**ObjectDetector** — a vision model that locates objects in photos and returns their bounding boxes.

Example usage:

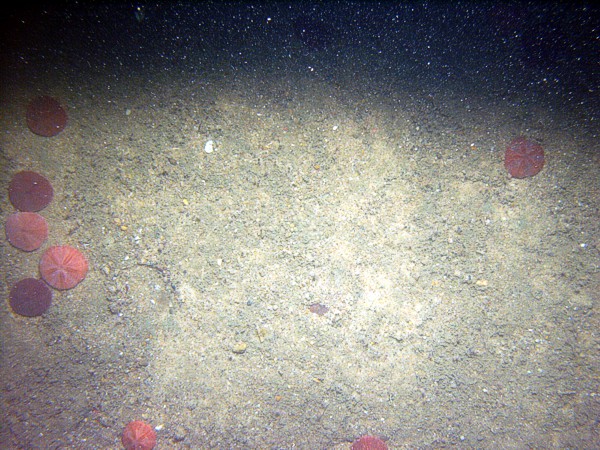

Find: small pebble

[173,425,187,442]
[309,303,329,316]
[232,341,247,354]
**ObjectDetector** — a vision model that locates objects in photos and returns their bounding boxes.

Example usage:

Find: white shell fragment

[204,140,216,153]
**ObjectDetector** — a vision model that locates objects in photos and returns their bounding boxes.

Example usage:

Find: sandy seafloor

[1,3,599,449]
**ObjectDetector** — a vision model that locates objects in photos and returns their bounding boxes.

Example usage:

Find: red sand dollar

[351,435,388,450]
[8,171,54,212]
[122,421,157,450]
[40,245,88,290]
[26,95,67,137]
[5,212,48,251]
[504,136,545,178]
[9,278,53,317]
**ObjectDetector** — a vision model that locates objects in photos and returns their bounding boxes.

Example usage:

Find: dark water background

[2,2,598,111]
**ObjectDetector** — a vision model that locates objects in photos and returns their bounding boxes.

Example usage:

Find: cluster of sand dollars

[5,96,88,317]
[6,170,88,316]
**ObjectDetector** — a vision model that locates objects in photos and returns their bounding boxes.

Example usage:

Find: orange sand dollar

[9,278,53,317]
[122,421,156,450]
[26,95,67,137]
[351,435,388,450]
[6,212,48,251]
[40,245,88,290]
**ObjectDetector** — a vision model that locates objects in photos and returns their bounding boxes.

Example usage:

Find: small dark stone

[173,425,187,442]
[309,303,329,316]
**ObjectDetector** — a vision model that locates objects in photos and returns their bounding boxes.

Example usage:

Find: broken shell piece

[204,140,216,153]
